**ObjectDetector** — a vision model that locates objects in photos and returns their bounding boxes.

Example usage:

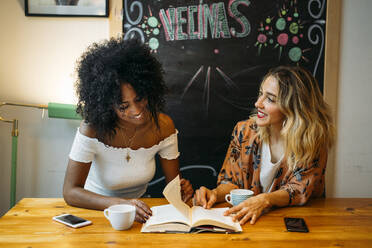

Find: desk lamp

[0,102,81,208]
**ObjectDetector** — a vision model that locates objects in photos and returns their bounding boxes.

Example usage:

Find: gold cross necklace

[119,126,138,162]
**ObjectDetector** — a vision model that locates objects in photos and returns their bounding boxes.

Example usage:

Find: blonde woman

[193,66,335,225]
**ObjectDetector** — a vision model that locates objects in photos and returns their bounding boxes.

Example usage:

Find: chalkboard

[122,0,328,196]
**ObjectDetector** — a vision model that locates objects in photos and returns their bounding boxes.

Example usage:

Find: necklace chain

[119,126,138,162]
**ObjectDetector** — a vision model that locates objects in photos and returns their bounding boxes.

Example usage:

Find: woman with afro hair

[63,38,193,223]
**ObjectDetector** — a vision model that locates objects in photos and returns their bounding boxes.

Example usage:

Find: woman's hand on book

[180,178,194,203]
[193,186,217,209]
[127,199,152,223]
[223,193,271,225]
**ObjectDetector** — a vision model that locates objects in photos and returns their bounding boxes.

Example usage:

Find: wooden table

[0,198,372,247]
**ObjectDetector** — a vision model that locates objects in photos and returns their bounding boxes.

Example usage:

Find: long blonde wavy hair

[255,66,335,171]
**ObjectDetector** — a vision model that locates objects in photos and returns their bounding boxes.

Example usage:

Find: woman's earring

[282,119,287,128]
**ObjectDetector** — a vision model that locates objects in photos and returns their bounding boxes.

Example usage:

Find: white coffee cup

[104,204,136,230]
[225,189,254,206]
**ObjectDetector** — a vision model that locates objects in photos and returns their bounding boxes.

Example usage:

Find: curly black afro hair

[75,37,167,141]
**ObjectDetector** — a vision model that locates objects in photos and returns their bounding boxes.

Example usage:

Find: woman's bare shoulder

[157,113,176,139]
[79,121,97,139]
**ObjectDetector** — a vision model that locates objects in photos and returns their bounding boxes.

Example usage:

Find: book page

[141,205,191,233]
[144,204,190,226]
[162,175,190,220]
[190,206,242,232]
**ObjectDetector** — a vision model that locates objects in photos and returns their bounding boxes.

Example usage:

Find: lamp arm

[0,102,48,109]
[0,116,13,123]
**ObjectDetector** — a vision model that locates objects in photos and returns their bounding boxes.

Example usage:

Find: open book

[141,176,242,233]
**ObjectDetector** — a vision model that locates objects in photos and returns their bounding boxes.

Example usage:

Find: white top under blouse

[260,141,284,193]
[69,128,180,198]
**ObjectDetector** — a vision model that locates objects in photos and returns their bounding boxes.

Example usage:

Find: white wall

[0,0,371,216]
[333,0,372,197]
[0,0,108,216]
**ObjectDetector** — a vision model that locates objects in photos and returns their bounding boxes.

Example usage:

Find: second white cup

[104,204,136,231]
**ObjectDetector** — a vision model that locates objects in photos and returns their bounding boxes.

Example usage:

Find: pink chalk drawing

[255,0,308,62]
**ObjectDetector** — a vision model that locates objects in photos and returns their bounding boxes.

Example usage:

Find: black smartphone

[53,214,92,228]
[284,217,309,233]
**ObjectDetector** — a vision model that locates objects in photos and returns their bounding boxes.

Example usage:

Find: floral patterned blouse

[217,118,328,206]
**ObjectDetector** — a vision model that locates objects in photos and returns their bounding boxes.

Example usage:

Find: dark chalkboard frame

[108,0,341,197]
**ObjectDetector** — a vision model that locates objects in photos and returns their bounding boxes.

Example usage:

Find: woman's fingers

[193,189,203,206]
[180,179,194,202]
[193,187,208,207]
[129,199,152,223]
[201,187,211,208]
[250,214,257,224]
[135,213,146,223]
[234,207,248,221]
[205,190,217,209]
[239,211,253,225]
[180,178,190,187]
[133,205,147,223]
[224,196,265,225]
[180,179,194,203]
[134,199,152,216]
[183,191,193,203]
[224,204,241,216]
[193,187,217,209]
[185,185,194,196]
[224,205,253,224]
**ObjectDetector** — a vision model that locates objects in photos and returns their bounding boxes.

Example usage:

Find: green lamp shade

[48,102,81,120]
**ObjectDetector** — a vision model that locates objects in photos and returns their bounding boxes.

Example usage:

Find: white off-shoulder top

[69,128,179,198]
